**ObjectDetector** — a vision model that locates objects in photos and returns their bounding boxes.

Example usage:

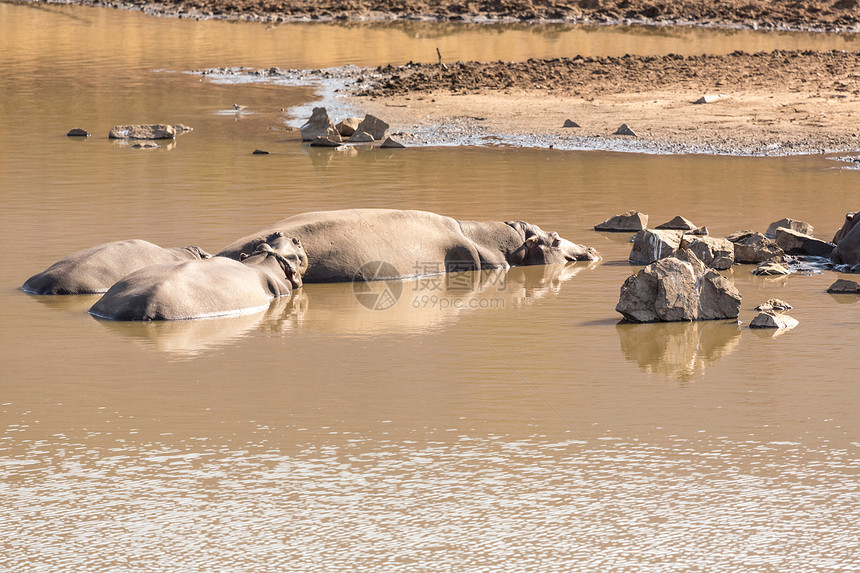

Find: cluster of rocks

[750,298,798,330]
[301,107,404,149]
[67,124,194,141]
[564,120,638,137]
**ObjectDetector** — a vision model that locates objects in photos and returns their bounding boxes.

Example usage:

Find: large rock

[354,114,389,140]
[752,260,790,275]
[655,215,698,231]
[108,124,176,140]
[774,228,834,258]
[347,131,375,143]
[300,107,341,143]
[750,311,799,330]
[616,252,742,323]
[765,218,813,238]
[726,230,784,264]
[827,279,860,294]
[594,210,648,232]
[629,229,682,265]
[680,235,734,270]
[336,117,362,137]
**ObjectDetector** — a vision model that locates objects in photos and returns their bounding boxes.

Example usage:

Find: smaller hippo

[22,239,211,295]
[832,211,860,267]
[89,233,305,321]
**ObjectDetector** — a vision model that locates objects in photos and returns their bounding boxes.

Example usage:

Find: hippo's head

[833,211,860,244]
[506,221,600,265]
[181,246,212,260]
[240,232,308,289]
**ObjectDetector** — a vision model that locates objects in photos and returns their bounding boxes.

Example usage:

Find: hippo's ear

[525,235,540,246]
[240,253,249,261]
[550,232,561,248]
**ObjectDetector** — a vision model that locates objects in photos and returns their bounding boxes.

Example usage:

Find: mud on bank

[28,0,860,32]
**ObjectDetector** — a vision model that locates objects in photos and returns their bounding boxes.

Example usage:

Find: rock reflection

[617,320,741,381]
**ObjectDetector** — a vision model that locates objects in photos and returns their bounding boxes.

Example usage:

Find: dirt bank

[33,0,860,32]
[338,50,860,155]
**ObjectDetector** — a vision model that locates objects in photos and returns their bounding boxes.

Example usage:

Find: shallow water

[2,3,860,571]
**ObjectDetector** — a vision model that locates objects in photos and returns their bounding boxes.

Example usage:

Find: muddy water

[2,3,860,571]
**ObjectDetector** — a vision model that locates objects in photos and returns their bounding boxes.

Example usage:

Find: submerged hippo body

[89,233,305,321]
[22,240,211,295]
[832,211,860,267]
[218,209,599,283]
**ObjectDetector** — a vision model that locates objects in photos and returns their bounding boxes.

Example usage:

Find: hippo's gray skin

[22,239,211,295]
[218,209,599,283]
[832,211,860,267]
[89,233,305,321]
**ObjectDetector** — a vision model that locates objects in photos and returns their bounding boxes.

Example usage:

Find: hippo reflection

[89,233,305,321]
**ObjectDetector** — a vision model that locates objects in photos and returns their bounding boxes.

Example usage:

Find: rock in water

[750,311,799,329]
[252,149,270,155]
[680,235,734,270]
[108,124,176,140]
[755,298,793,311]
[66,128,90,137]
[594,210,648,232]
[774,228,835,258]
[752,260,790,275]
[726,230,784,263]
[655,215,698,231]
[826,279,860,294]
[336,117,362,137]
[614,123,637,136]
[616,252,742,323]
[354,114,390,140]
[629,229,683,265]
[380,137,405,148]
[562,119,580,128]
[310,135,343,148]
[765,218,813,238]
[300,107,341,143]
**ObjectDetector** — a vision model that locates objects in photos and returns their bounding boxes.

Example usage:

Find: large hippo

[22,240,211,295]
[218,209,599,283]
[89,233,305,321]
[831,211,860,267]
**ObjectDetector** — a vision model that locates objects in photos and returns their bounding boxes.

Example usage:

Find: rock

[750,311,799,329]
[655,215,698,231]
[629,229,683,265]
[380,137,405,148]
[252,149,270,155]
[614,123,637,136]
[680,235,734,270]
[310,135,343,147]
[693,94,727,104]
[300,107,341,142]
[562,119,580,128]
[594,210,648,232]
[755,298,793,311]
[826,279,860,294]
[687,226,709,236]
[354,114,389,140]
[347,131,375,143]
[173,124,194,133]
[108,124,176,140]
[752,260,790,275]
[765,217,813,238]
[774,227,835,258]
[726,230,784,264]
[616,252,742,323]
[66,128,89,137]
[336,117,362,137]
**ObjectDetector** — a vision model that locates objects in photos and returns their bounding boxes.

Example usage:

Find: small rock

[594,210,648,232]
[310,135,343,147]
[755,298,793,311]
[300,107,341,142]
[750,311,799,329]
[614,123,637,136]
[336,117,362,137]
[109,124,176,140]
[380,137,405,148]
[629,229,683,265]
[687,226,709,236]
[752,260,790,276]
[347,131,375,143]
[173,124,194,133]
[354,114,389,140]
[727,230,784,264]
[693,94,727,104]
[826,279,860,294]
[680,235,734,270]
[765,218,813,238]
[252,149,270,155]
[656,215,698,231]
[66,128,90,137]
[562,119,580,128]
[774,227,835,258]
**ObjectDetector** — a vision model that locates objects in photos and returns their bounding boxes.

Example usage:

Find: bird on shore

[233,103,247,111]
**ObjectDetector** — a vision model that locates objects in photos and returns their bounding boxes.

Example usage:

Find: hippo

[22,239,211,295]
[89,233,305,321]
[832,211,860,267]
[218,209,599,283]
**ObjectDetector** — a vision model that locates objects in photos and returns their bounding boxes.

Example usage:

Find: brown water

[2,3,860,571]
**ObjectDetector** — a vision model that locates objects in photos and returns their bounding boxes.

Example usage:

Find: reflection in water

[617,320,742,380]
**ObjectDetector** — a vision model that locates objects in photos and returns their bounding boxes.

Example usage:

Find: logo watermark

[352,261,403,311]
